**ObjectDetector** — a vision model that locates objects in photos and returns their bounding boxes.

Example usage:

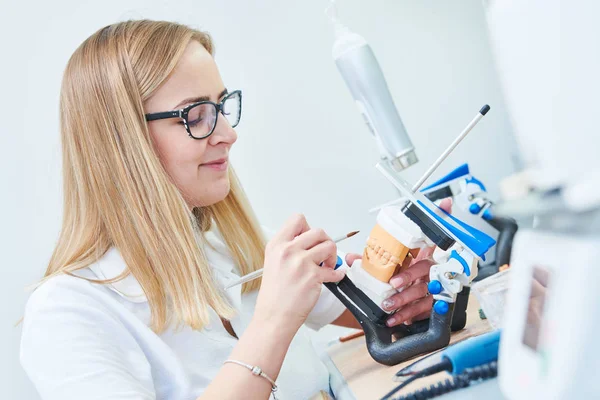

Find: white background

[1,0,519,398]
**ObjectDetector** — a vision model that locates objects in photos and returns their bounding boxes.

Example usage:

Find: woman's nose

[208,113,237,146]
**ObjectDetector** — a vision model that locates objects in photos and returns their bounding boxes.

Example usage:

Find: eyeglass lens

[186,92,241,138]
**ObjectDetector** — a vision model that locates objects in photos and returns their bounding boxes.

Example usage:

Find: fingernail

[404,320,412,326]
[382,299,394,310]
[390,277,404,288]
[386,317,396,327]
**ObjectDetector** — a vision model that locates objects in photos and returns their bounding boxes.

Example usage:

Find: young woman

[20,20,436,399]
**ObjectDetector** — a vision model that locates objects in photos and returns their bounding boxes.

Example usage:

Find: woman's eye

[188,118,203,127]
[178,118,203,126]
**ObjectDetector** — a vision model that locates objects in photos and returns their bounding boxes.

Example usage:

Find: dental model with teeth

[346,205,435,314]
[345,196,481,326]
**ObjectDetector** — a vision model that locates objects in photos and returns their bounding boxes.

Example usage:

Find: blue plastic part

[466,176,487,192]
[420,164,471,192]
[335,255,343,269]
[416,200,496,259]
[428,280,442,295]
[469,203,482,214]
[323,255,344,269]
[449,250,471,276]
[482,209,493,221]
[434,300,449,315]
[441,330,501,374]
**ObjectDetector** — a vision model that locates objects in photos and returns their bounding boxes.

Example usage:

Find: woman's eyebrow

[173,88,228,109]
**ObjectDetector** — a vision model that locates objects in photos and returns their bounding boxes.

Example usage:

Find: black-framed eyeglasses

[145,90,242,139]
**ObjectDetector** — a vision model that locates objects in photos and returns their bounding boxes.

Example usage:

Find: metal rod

[411,105,490,193]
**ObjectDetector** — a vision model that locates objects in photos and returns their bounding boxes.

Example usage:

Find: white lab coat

[20,228,346,399]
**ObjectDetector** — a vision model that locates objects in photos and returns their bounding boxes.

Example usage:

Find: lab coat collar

[87,229,240,304]
[88,247,147,303]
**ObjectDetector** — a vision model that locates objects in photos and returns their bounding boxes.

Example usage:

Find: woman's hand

[383,198,453,326]
[254,214,345,338]
[342,252,435,326]
[345,199,453,327]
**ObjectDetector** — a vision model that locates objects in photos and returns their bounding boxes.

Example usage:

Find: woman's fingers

[381,282,429,311]
[389,259,433,289]
[405,310,431,325]
[386,297,433,327]
[274,214,310,242]
[307,239,338,269]
[291,228,338,268]
[293,228,330,251]
[439,198,452,213]
[414,246,435,262]
[345,253,362,267]
[318,266,346,283]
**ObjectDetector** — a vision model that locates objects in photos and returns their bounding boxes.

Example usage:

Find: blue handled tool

[440,329,500,374]
[380,330,501,400]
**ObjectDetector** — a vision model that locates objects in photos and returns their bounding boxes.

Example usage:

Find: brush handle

[223,269,264,290]
[223,233,354,290]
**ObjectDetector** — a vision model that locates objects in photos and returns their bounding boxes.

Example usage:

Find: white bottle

[327,0,418,171]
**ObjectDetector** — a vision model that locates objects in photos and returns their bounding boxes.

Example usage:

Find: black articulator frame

[325,202,471,366]
[475,215,518,282]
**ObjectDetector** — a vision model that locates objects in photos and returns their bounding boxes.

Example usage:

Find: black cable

[392,361,498,400]
[380,359,453,400]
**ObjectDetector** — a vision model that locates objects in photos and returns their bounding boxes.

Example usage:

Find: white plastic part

[346,260,397,314]
[368,197,407,214]
[485,0,600,201]
[430,245,478,304]
[499,230,600,400]
[454,179,487,213]
[499,170,534,202]
[429,258,468,304]
[563,171,600,212]
[432,246,450,264]
[376,206,431,249]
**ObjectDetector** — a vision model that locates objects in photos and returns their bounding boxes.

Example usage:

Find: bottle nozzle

[325,0,349,37]
[325,0,339,24]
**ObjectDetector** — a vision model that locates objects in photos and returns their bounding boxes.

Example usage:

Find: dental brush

[223,230,359,290]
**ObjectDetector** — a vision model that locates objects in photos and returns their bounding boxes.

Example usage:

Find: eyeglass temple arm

[145,110,181,122]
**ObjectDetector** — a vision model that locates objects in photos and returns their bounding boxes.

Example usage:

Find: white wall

[1,1,519,398]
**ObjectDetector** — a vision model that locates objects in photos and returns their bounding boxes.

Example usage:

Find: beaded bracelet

[224,359,279,399]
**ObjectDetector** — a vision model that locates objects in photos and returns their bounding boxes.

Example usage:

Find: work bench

[323,295,505,400]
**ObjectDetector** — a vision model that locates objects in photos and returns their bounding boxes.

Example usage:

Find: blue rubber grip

[441,330,501,374]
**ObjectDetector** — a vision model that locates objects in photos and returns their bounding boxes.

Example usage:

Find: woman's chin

[194,179,231,207]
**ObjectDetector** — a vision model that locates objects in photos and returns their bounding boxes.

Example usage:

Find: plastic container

[471,269,511,329]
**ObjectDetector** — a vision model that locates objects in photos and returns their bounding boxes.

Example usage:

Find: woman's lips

[201,158,228,171]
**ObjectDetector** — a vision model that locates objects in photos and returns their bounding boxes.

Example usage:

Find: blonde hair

[45,20,265,332]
